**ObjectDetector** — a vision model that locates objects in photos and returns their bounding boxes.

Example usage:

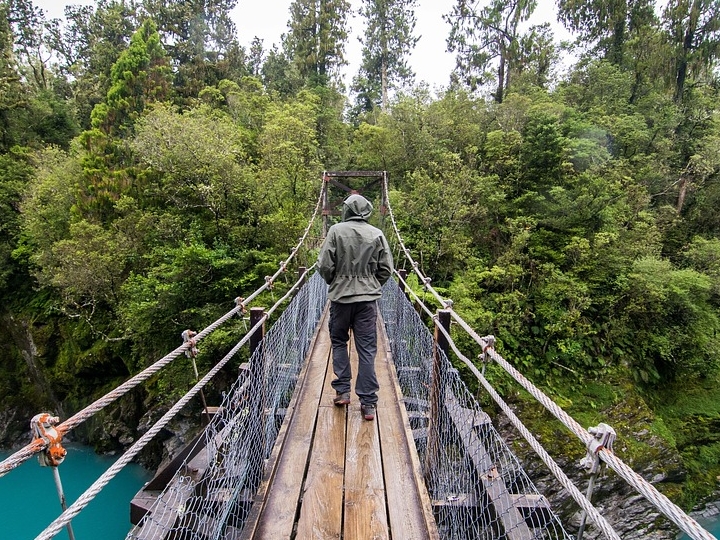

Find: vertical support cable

[51,467,76,540]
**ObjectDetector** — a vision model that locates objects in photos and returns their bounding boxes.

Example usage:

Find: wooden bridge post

[398,269,409,300]
[425,309,452,485]
[296,266,307,293]
[249,307,266,357]
[322,174,330,238]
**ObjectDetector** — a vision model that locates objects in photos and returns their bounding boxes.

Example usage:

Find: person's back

[318,194,392,304]
[317,194,393,421]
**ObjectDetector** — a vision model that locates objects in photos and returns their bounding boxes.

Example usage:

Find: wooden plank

[240,307,329,540]
[445,392,534,540]
[129,464,197,539]
[294,405,346,538]
[343,397,388,539]
[376,317,441,540]
[244,308,332,539]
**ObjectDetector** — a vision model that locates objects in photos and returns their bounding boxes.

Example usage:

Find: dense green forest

[1,0,719,511]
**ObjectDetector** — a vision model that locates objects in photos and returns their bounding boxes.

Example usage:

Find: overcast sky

[32,0,569,91]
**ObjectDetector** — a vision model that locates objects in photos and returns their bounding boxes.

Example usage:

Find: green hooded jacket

[317,194,393,303]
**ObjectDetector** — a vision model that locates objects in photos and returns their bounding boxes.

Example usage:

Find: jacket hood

[342,194,373,221]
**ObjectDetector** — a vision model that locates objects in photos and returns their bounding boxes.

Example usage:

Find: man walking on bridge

[318,194,393,421]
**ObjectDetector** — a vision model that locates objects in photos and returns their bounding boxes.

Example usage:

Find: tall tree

[47,0,139,128]
[557,0,657,66]
[509,23,558,90]
[6,0,54,90]
[662,0,720,102]
[0,2,27,150]
[77,18,171,220]
[261,44,304,97]
[285,0,351,86]
[445,0,536,102]
[141,0,246,99]
[352,0,419,112]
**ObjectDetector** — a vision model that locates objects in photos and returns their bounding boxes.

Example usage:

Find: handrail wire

[395,270,621,540]
[381,173,449,309]
[0,306,239,478]
[34,264,318,540]
[0,182,326,478]
[383,177,715,540]
[454,308,716,540]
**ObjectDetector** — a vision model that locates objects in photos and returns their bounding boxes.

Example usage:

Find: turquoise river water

[681,519,720,539]
[0,445,151,540]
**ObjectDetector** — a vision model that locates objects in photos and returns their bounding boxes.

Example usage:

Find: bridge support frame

[321,171,387,237]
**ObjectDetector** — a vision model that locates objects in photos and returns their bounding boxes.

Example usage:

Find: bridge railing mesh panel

[127,272,327,540]
[380,278,573,540]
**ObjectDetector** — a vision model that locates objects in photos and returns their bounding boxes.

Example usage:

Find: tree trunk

[381,57,388,110]
[676,175,691,213]
[496,48,506,103]
[675,0,701,102]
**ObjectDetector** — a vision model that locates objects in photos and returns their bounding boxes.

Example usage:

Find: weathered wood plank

[294,405,346,539]
[241,306,445,540]
[343,397,388,540]
[376,318,440,540]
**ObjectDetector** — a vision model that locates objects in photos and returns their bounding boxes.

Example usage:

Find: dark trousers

[329,300,379,406]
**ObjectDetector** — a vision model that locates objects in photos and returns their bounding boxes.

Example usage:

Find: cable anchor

[582,423,616,471]
[31,413,66,467]
[577,423,616,540]
[181,329,198,358]
[480,335,496,363]
[235,297,247,315]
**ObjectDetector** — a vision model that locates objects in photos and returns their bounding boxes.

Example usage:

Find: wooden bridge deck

[240,307,440,540]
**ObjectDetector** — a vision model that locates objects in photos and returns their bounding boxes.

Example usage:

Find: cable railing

[0,184,325,481]
[125,271,328,540]
[6,171,715,540]
[380,277,576,540]
[36,268,325,540]
[380,173,715,540]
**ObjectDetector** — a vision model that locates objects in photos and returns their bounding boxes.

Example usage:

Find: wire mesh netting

[380,278,573,540]
[127,272,327,540]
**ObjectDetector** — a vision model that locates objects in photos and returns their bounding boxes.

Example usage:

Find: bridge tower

[322,171,388,237]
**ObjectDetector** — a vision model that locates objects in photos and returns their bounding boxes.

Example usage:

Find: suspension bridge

[0,172,716,540]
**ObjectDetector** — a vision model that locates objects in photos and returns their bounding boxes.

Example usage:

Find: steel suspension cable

[35,264,318,540]
[395,271,621,539]
[1,183,325,478]
[384,166,714,539]
[35,318,263,540]
[0,306,239,478]
[381,174,449,309]
[456,322,715,540]
[392,250,715,540]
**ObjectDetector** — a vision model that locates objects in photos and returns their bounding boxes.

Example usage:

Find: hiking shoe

[361,404,376,421]
[333,392,350,406]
